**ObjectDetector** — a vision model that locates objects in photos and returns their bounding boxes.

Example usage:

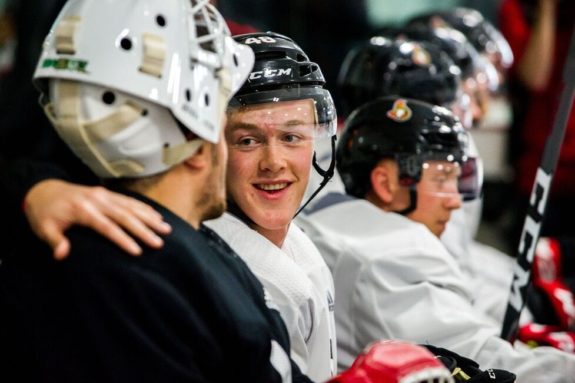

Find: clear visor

[229,87,337,137]
[476,55,500,94]
[459,156,483,201]
[484,26,514,70]
[448,88,473,130]
[417,157,481,201]
[226,98,334,151]
[418,160,462,198]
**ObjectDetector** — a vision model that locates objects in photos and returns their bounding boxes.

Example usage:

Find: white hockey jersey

[441,200,518,325]
[205,213,337,382]
[298,197,575,382]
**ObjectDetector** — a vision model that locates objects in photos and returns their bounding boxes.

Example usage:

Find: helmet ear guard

[43,80,205,178]
[397,154,423,186]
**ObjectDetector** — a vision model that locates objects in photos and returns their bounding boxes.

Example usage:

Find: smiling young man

[224,98,317,245]
[204,32,338,381]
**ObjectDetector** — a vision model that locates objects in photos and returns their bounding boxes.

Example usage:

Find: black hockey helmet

[405,12,503,93]
[230,32,336,133]
[399,23,480,81]
[230,32,337,215]
[337,97,476,213]
[410,8,513,70]
[338,36,461,117]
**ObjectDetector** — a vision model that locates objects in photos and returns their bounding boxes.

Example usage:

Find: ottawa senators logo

[386,99,412,122]
[412,44,431,66]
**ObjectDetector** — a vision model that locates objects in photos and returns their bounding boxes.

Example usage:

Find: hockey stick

[501,26,575,342]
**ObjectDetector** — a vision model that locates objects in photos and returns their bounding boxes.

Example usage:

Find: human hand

[24,180,171,260]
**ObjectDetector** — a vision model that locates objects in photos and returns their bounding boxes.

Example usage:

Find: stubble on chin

[201,199,227,222]
[197,184,227,222]
[199,143,228,222]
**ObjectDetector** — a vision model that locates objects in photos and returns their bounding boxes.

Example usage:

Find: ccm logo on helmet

[249,68,292,80]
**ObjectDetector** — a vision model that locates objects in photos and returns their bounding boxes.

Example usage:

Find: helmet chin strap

[294,134,337,217]
[395,186,418,215]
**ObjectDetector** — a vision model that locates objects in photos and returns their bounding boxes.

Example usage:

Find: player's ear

[370,159,398,204]
[183,141,211,171]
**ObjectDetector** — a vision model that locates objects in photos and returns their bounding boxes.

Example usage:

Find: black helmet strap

[295,134,337,217]
[391,154,420,216]
[395,186,418,215]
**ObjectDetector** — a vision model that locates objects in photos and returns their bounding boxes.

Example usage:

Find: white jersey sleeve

[298,197,575,382]
[441,199,528,325]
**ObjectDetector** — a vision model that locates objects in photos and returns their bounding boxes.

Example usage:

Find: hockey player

[204,32,338,381]
[406,9,516,217]
[305,35,471,212]
[335,35,481,230]
[335,33,515,324]
[297,96,575,382]
[3,18,520,382]
[0,1,311,382]
[13,30,338,381]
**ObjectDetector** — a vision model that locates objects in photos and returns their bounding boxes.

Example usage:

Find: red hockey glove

[328,340,453,383]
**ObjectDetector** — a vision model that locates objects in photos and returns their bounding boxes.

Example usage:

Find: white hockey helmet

[33,0,254,178]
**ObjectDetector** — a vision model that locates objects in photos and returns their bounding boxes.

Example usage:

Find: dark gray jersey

[0,191,312,383]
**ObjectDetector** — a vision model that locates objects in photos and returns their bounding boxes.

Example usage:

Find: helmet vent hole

[296,53,307,62]
[102,91,116,105]
[120,37,133,51]
[299,64,317,77]
[204,93,210,106]
[233,53,239,67]
[185,89,192,102]
[156,15,166,27]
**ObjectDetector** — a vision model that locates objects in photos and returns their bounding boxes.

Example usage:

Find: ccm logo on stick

[509,168,551,311]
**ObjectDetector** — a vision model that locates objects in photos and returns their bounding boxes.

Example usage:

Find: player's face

[407,160,462,237]
[225,99,315,246]
[463,75,487,128]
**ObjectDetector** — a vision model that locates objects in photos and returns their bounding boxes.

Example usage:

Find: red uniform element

[226,19,258,36]
[532,237,575,330]
[499,0,575,197]
[519,323,575,353]
[328,341,453,383]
